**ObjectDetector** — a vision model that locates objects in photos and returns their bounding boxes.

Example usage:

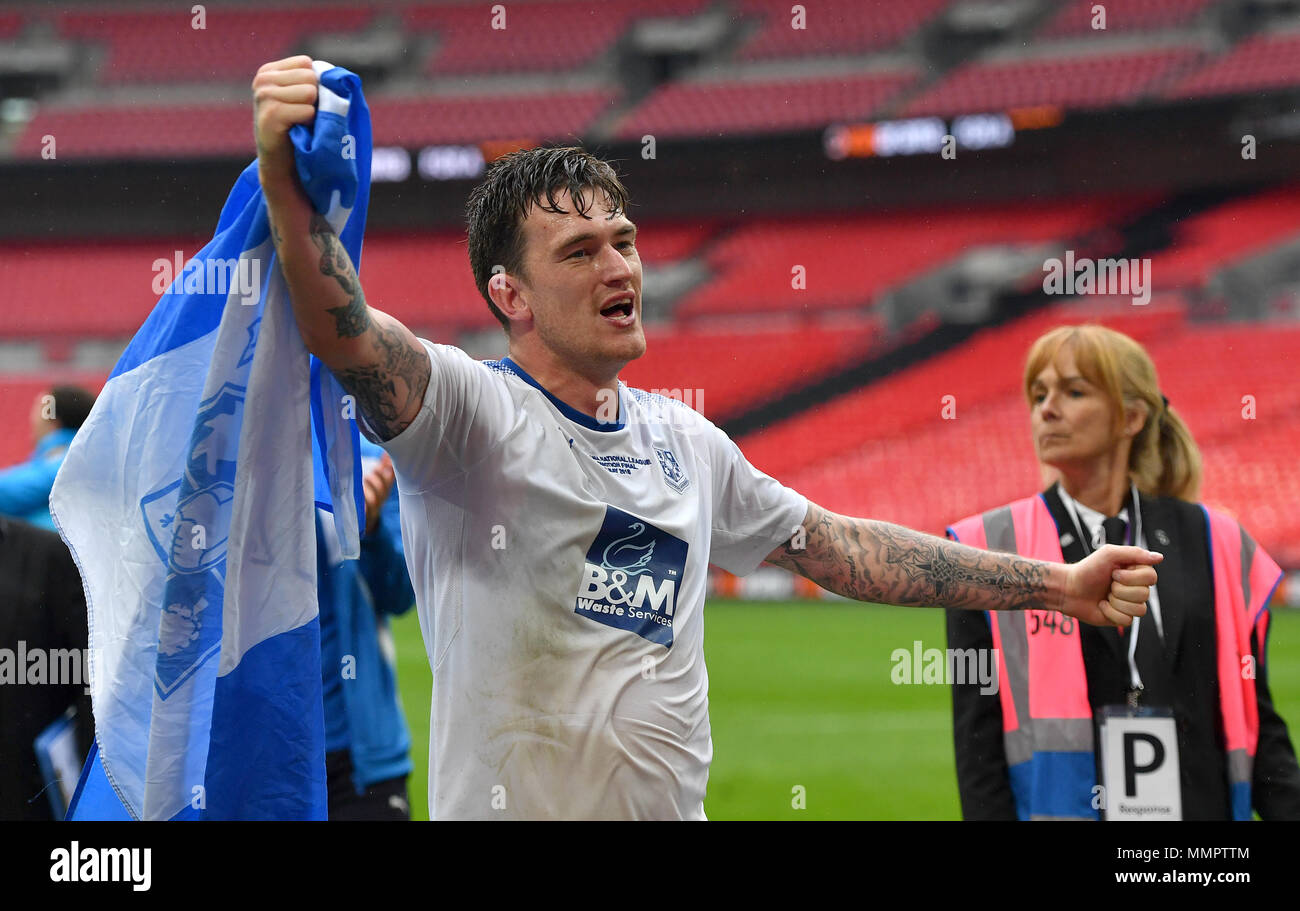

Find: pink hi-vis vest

[947,494,1281,821]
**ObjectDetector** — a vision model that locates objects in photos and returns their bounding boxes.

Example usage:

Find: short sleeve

[704,423,808,576]
[367,339,515,494]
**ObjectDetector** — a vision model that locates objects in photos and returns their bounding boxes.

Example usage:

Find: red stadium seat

[367,89,617,147]
[737,303,1300,569]
[620,321,881,422]
[902,46,1203,118]
[12,89,619,160]
[0,375,107,474]
[1145,185,1300,290]
[612,71,916,140]
[732,0,948,60]
[1163,30,1300,99]
[13,102,256,160]
[58,7,374,85]
[0,11,26,39]
[1039,0,1216,38]
[404,0,708,76]
[674,198,1135,319]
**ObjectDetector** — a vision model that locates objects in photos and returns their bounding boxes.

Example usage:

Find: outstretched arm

[766,501,1160,626]
[252,55,429,441]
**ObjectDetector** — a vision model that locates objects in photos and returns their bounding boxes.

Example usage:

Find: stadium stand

[57,7,375,84]
[404,0,708,75]
[732,0,948,60]
[12,102,255,159]
[619,321,881,422]
[0,375,107,470]
[1,239,206,338]
[12,89,620,159]
[0,216,725,341]
[1145,184,1300,291]
[1162,29,1300,99]
[734,300,1300,568]
[0,11,25,39]
[612,70,917,139]
[366,89,617,147]
[1038,0,1217,37]
[3,0,1298,577]
[629,219,721,265]
[900,44,1205,117]
[672,197,1136,319]
[734,302,1188,483]
[9,0,1300,159]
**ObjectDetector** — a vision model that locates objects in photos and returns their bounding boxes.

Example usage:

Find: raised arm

[252,55,429,441]
[766,501,1161,627]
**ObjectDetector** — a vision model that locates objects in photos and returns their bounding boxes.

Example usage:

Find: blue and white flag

[52,61,372,821]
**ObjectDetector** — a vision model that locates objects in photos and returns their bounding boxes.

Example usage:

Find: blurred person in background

[0,515,93,819]
[0,385,96,531]
[318,440,417,820]
[946,324,1300,820]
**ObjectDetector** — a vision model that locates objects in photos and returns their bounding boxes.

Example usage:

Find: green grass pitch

[391,600,1300,820]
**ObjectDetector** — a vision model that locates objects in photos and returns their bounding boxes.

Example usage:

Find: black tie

[1101,516,1127,546]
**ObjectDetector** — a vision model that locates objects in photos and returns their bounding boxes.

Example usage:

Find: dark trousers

[326,749,411,821]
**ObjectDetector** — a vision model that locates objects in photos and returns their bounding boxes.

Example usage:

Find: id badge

[1097,705,1182,821]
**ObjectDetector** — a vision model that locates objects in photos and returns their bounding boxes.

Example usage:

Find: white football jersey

[373,340,807,819]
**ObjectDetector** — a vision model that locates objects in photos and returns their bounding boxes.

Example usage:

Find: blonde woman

[946,324,1300,820]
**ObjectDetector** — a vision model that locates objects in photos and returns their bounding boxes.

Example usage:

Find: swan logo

[575,505,688,647]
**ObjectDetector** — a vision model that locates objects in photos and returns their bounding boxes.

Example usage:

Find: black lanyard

[1060,484,1149,705]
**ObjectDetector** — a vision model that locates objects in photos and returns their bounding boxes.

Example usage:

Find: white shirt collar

[1058,486,1128,525]
[1056,484,1129,547]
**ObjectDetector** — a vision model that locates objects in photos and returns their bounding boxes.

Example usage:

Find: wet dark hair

[49,385,96,430]
[465,146,630,330]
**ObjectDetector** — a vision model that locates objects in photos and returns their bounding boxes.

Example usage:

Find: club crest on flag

[54,60,371,822]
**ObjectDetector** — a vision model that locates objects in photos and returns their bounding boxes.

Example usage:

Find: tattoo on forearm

[278,212,428,441]
[335,319,431,442]
[772,506,1050,610]
[308,212,371,339]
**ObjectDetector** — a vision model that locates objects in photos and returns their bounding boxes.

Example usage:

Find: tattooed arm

[765,501,1161,627]
[253,56,429,441]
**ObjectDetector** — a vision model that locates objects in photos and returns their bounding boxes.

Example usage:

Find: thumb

[1103,544,1164,566]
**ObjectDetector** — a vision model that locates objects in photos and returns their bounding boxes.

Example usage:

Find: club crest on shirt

[655,447,690,494]
[575,505,688,647]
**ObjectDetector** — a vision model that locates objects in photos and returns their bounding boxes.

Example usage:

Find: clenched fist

[252,55,318,187]
[1060,544,1163,627]
[363,453,397,537]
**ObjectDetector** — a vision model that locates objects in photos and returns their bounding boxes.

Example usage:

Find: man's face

[511,188,645,376]
[1029,350,1121,470]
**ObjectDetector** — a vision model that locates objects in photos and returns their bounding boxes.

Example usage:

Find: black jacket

[0,516,94,820]
[946,483,1300,820]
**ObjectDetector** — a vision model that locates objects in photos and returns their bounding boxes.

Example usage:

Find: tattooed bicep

[337,312,431,442]
[765,501,825,569]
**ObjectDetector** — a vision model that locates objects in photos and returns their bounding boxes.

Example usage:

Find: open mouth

[600,299,635,322]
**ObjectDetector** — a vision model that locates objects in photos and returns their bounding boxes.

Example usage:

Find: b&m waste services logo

[576,506,688,647]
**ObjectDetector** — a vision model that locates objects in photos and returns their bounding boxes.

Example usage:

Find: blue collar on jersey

[498,356,625,432]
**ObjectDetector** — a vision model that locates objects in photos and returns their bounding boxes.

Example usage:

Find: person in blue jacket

[0,385,96,531]
[318,438,417,820]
